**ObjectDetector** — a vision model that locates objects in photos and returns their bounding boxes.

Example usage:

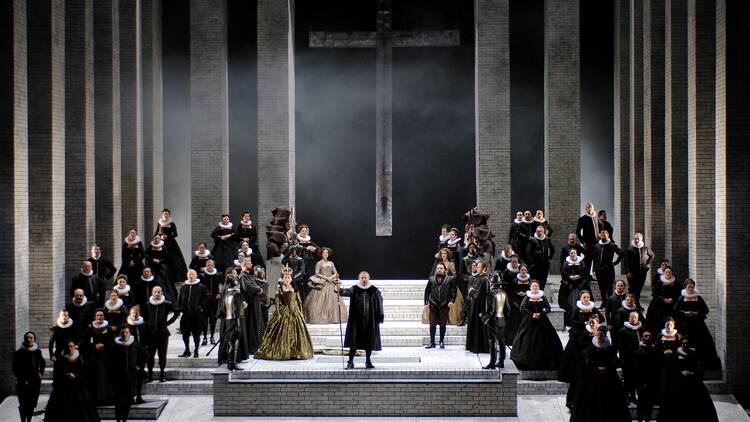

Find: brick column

[629,0,645,236]
[715,0,750,403]
[257,0,295,257]
[65,0,95,282]
[687,0,716,329]
[0,0,30,396]
[27,0,66,341]
[190,0,229,245]
[643,0,665,262]
[475,0,510,238]
[614,0,631,253]
[142,0,163,226]
[94,0,122,267]
[544,0,580,263]
[665,0,689,277]
[120,0,144,235]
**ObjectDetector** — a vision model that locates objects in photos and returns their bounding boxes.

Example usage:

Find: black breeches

[532,264,550,290]
[16,382,40,418]
[597,268,615,303]
[628,273,648,306]
[147,336,168,371]
[487,324,506,365]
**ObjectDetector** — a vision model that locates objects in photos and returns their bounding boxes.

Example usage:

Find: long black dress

[673,292,722,371]
[634,340,661,422]
[86,321,114,404]
[646,276,681,333]
[510,293,563,370]
[118,238,145,287]
[340,284,384,351]
[146,243,178,301]
[49,319,82,359]
[211,223,236,272]
[155,220,188,285]
[108,336,142,421]
[657,346,719,422]
[559,256,590,327]
[465,274,490,353]
[12,342,45,421]
[504,273,530,344]
[568,337,631,422]
[44,350,101,422]
[558,302,602,382]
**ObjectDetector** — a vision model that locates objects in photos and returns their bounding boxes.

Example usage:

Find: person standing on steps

[424,262,457,349]
[335,271,384,369]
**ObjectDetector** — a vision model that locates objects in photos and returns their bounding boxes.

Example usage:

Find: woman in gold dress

[255,273,314,360]
[303,248,348,324]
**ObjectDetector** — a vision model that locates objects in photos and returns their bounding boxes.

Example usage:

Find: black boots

[346,361,354,369]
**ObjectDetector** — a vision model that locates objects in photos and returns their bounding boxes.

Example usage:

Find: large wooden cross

[309,0,460,236]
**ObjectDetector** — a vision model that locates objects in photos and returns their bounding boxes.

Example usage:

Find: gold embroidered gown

[255,289,314,360]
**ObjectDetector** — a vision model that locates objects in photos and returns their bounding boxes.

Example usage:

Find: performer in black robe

[239,259,266,355]
[481,277,509,369]
[634,331,660,422]
[508,212,524,258]
[44,340,100,422]
[49,310,81,359]
[598,209,614,240]
[188,242,213,272]
[178,269,209,358]
[525,226,555,290]
[86,310,114,404]
[13,331,45,422]
[673,279,722,371]
[444,228,463,278]
[612,294,644,349]
[517,211,535,263]
[200,259,223,345]
[559,291,602,383]
[657,337,719,422]
[531,209,554,237]
[646,267,681,334]
[154,209,188,286]
[88,244,117,284]
[71,261,106,307]
[296,225,319,283]
[146,236,177,301]
[503,264,530,344]
[564,315,600,409]
[617,311,645,404]
[126,306,147,404]
[67,289,96,338]
[210,215,236,272]
[236,211,264,268]
[282,245,307,301]
[559,249,590,327]
[605,279,627,327]
[576,202,601,272]
[119,229,145,289]
[114,276,133,308]
[109,327,143,422]
[103,290,128,334]
[132,267,165,309]
[495,244,518,273]
[591,230,622,307]
[337,271,384,369]
[568,326,631,422]
[510,281,562,370]
[560,233,585,273]
[465,262,490,353]
[423,263,456,349]
[458,260,479,326]
[622,232,655,307]
[218,274,247,370]
[143,286,179,382]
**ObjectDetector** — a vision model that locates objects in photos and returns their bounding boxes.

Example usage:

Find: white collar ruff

[218,221,233,229]
[241,219,253,226]
[115,336,135,346]
[500,250,514,261]
[533,232,546,241]
[592,336,611,349]
[115,285,131,295]
[149,295,165,305]
[438,234,450,243]
[239,247,253,255]
[513,218,523,224]
[657,267,664,275]
[105,298,124,310]
[297,234,311,243]
[624,321,643,330]
[517,273,530,282]
[81,270,94,277]
[631,240,644,248]
[127,315,144,325]
[661,328,678,337]
[621,301,636,311]
[23,342,40,352]
[447,238,461,246]
[184,278,200,286]
[141,275,154,282]
[357,282,375,289]
[204,268,218,275]
[195,250,211,258]
[533,216,546,223]
[72,296,88,307]
[585,324,597,334]
[158,217,172,226]
[522,217,533,224]
[526,290,543,300]
[681,289,699,299]
[566,255,584,265]
[506,263,520,273]
[677,346,692,357]
[598,238,611,245]
[576,300,595,311]
[660,275,676,285]
[124,236,141,245]
[91,320,109,329]
[63,349,80,361]
[150,240,164,248]
[585,211,597,218]
[56,318,73,329]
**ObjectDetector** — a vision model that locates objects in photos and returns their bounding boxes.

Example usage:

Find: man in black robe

[239,259,266,354]
[423,263,456,349]
[622,232,655,307]
[526,226,555,290]
[617,311,644,403]
[133,267,164,309]
[634,331,660,422]
[481,277,510,369]
[591,229,623,308]
[88,244,117,284]
[70,261,106,307]
[605,279,628,328]
[126,306,147,404]
[337,271,384,369]
[598,210,614,239]
[508,211,524,257]
[466,261,490,353]
[178,269,209,358]
[560,234,585,272]
[200,259,223,345]
[109,326,143,422]
[218,275,247,370]
[66,289,96,338]
[143,285,179,383]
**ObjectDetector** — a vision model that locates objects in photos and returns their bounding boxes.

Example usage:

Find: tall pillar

[65,0,95,282]
[629,0,645,236]
[27,0,66,341]
[94,0,122,267]
[715,0,750,403]
[190,0,229,245]
[0,0,30,396]
[665,0,689,277]
[142,0,163,227]
[257,0,295,257]
[614,0,631,253]
[120,0,144,235]
[544,0,580,260]
[687,0,716,329]
[475,0,510,238]
[643,0,665,262]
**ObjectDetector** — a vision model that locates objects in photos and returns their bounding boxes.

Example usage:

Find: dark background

[163,0,614,278]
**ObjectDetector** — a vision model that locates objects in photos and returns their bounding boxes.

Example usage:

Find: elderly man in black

[143,285,179,383]
[70,260,106,307]
[178,269,209,358]
[336,271,384,369]
[423,262,456,349]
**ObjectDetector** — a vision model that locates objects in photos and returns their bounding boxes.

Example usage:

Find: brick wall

[0,0,30,397]
[614,0,631,259]
[664,0,689,278]
[94,0,123,268]
[27,0,67,344]
[544,0,580,267]
[257,0,296,257]
[629,0,645,236]
[474,0,511,240]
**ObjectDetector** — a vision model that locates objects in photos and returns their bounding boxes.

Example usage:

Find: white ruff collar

[233,259,241,267]
[81,270,94,277]
[23,343,40,352]
[621,301,636,311]
[158,217,172,226]
[506,263,520,273]
[677,346,692,357]
[63,349,80,361]
[576,300,595,311]
[115,336,135,346]
[105,298,124,310]
[533,233,546,241]
[195,250,211,258]
[56,318,73,329]
[72,296,88,307]
[681,289,699,299]
[661,328,678,337]
[657,267,664,275]
[115,285,131,295]
[141,275,154,282]
[91,320,109,329]
[184,279,200,285]
[566,255,584,265]
[447,238,461,246]
[533,216,546,223]
[522,217,533,224]
[149,295,165,305]
[150,240,164,248]
[517,273,530,282]
[298,234,311,242]
[660,275,676,285]
[204,268,218,275]
[239,248,253,255]
[127,315,144,325]
[592,336,611,349]
[438,234,450,243]
[513,218,523,224]
[631,240,644,248]
[598,238,611,245]
[241,219,253,227]
[500,250,514,261]
[526,290,543,300]
[624,321,643,330]
[218,221,233,229]
[124,236,141,245]
[585,324,598,334]
[357,282,374,289]
[585,211,597,218]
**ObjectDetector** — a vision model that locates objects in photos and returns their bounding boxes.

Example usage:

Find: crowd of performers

[14,207,384,422]
[424,204,721,421]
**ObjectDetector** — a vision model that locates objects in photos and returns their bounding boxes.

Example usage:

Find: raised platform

[97,399,168,420]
